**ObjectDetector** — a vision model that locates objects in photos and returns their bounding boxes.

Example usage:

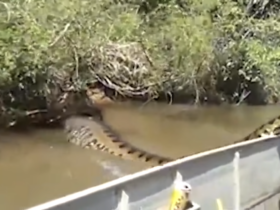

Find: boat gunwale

[27,134,278,210]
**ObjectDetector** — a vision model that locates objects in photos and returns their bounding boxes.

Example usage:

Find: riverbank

[0,0,279,126]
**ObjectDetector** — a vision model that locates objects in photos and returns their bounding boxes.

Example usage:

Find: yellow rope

[216,198,224,210]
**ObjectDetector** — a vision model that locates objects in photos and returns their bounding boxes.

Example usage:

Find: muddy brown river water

[0,103,279,210]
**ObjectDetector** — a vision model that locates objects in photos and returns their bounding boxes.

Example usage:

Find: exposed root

[87,42,159,100]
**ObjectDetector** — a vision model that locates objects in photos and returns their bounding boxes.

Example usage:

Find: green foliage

[0,0,279,123]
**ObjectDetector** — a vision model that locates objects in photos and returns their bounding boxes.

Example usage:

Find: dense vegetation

[0,0,279,124]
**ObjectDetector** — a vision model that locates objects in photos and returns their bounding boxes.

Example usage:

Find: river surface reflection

[0,103,278,209]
